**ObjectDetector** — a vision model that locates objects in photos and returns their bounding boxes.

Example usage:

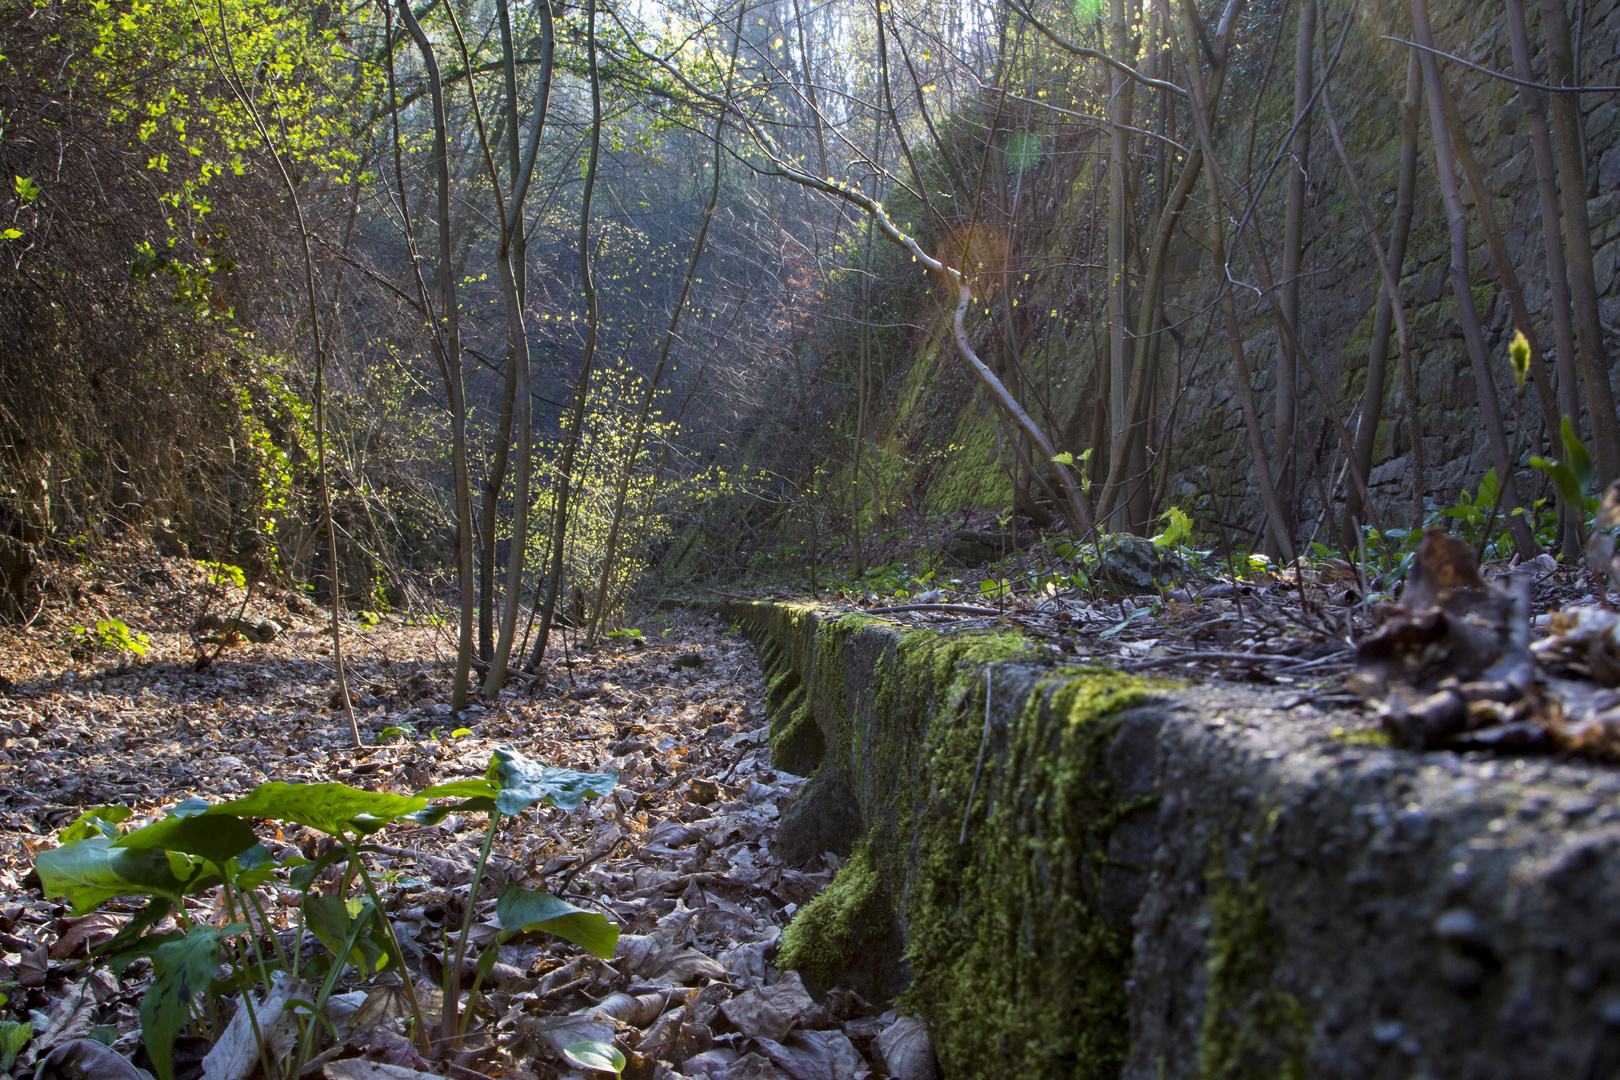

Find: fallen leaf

[876,1015,938,1080]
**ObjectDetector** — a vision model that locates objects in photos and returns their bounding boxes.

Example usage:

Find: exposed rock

[941,529,1038,566]
[1086,532,1180,593]
[195,613,281,643]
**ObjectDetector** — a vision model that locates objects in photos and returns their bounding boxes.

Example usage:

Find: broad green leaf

[0,1020,30,1071]
[36,837,184,915]
[168,797,212,818]
[57,805,132,843]
[105,929,184,976]
[563,1040,626,1076]
[228,843,301,891]
[141,926,231,1080]
[1531,456,1584,512]
[115,811,258,871]
[302,894,388,975]
[288,846,348,892]
[416,778,499,801]
[209,782,424,837]
[163,850,221,891]
[496,885,619,960]
[405,796,497,826]
[487,748,616,815]
[476,940,500,981]
[228,842,271,883]
[1152,507,1192,549]
[95,895,173,963]
[1563,416,1596,495]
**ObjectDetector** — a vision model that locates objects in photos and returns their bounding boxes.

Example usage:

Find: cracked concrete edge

[724,599,1620,1080]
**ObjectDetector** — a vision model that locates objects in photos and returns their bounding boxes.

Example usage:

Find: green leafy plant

[32,748,618,1079]
[605,627,646,647]
[1099,604,1155,638]
[1151,506,1193,549]
[1437,468,1498,535]
[1531,416,1598,544]
[0,1017,30,1071]
[1050,448,1095,493]
[67,619,152,658]
[201,561,247,590]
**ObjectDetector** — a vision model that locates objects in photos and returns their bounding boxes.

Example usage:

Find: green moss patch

[778,836,893,988]
[901,670,1156,1080]
[1196,829,1311,1080]
[732,603,1178,1078]
[770,695,825,775]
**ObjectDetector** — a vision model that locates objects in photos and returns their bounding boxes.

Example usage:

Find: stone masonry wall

[729,600,1620,1079]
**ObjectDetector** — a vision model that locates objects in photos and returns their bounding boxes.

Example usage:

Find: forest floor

[0,539,903,1080]
[0,532,1612,1080]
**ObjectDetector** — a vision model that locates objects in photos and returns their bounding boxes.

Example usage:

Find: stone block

[1601,147,1620,196]
[1587,101,1618,149]
[1496,93,1523,136]
[1595,238,1620,297]
[1432,456,1468,499]
[1369,455,1410,488]
[1588,192,1620,237]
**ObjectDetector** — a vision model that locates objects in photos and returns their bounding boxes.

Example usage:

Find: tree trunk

[1507,0,1584,553]
[1343,52,1421,545]
[525,0,603,674]
[1170,0,1298,562]
[1540,0,1620,483]
[396,0,476,711]
[1105,0,1132,532]
[1411,0,1537,557]
[1271,0,1316,556]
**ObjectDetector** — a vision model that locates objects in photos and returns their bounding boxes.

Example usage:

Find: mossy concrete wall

[728,600,1620,1080]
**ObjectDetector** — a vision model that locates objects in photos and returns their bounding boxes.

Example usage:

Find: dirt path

[0,549,914,1080]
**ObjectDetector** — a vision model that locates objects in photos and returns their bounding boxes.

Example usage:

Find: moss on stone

[778,836,890,986]
[765,665,800,713]
[1196,827,1311,1080]
[771,694,825,775]
[737,602,1169,1078]
[927,410,1015,515]
[900,668,1158,1080]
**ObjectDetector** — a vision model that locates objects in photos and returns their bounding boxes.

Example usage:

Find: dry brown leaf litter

[0,542,933,1080]
[5,530,1620,1078]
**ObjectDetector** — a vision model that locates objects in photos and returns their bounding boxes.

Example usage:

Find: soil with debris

[0,540,924,1080]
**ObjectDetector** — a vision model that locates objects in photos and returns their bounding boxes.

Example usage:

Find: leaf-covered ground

[2,531,1615,1080]
[0,541,918,1080]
